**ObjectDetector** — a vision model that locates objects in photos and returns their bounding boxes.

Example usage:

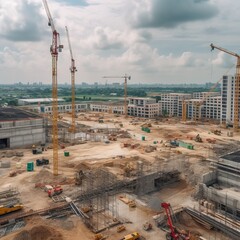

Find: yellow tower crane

[42,0,63,176]
[102,74,131,118]
[210,43,240,131]
[65,26,77,133]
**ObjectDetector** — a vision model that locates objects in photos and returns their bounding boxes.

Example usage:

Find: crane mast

[42,0,63,176]
[65,26,77,133]
[210,43,240,131]
[102,75,131,118]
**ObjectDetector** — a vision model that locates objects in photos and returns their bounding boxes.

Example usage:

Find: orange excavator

[161,202,190,240]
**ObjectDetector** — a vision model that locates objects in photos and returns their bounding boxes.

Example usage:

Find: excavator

[161,202,191,240]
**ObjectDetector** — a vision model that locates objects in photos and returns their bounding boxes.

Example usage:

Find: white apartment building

[205,96,221,120]
[159,93,192,117]
[90,102,124,115]
[128,97,160,118]
[193,92,219,99]
[40,102,88,114]
[221,75,235,126]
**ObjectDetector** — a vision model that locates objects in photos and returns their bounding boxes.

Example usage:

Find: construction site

[0,109,240,240]
[0,1,240,240]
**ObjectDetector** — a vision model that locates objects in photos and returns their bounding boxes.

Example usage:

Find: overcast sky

[0,0,239,85]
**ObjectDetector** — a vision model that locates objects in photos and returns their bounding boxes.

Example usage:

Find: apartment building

[221,75,235,126]
[193,92,219,99]
[90,102,124,115]
[159,93,192,117]
[128,97,160,118]
[40,102,88,114]
[205,96,221,120]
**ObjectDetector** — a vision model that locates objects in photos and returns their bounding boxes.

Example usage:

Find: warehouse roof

[19,98,65,103]
[221,151,240,163]
[0,107,41,121]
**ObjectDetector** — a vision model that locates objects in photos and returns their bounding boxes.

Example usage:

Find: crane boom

[42,0,63,176]
[210,43,239,58]
[210,43,240,131]
[102,74,131,118]
[65,26,77,133]
[42,0,55,32]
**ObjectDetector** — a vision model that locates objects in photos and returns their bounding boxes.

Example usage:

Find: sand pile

[13,225,63,240]
[32,169,66,184]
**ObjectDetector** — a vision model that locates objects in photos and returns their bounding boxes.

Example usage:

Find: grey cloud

[0,1,46,42]
[93,27,123,50]
[133,0,218,28]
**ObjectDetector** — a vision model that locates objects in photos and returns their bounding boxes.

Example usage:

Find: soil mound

[32,169,65,183]
[13,225,63,240]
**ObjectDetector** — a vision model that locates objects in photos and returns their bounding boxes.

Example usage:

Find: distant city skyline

[0,0,239,85]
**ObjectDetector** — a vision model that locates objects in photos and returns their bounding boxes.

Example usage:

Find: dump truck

[0,204,23,216]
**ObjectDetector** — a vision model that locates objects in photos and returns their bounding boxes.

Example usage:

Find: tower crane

[42,0,63,176]
[210,43,240,131]
[102,74,131,118]
[65,26,77,133]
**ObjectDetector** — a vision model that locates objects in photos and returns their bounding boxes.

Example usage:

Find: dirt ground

[0,112,238,239]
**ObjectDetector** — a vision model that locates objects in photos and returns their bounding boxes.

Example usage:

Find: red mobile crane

[161,202,190,240]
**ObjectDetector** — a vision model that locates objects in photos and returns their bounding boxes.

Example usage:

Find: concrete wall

[0,118,45,148]
[201,171,217,186]
[202,185,240,212]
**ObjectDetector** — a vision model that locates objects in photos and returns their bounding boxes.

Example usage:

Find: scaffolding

[78,169,119,233]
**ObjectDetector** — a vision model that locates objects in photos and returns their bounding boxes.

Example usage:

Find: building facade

[159,93,192,117]
[205,96,221,120]
[40,102,88,114]
[90,102,124,115]
[128,97,160,118]
[221,75,235,126]
[0,108,45,148]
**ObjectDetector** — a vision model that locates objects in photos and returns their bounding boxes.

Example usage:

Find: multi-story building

[159,93,191,117]
[90,102,124,115]
[205,96,222,120]
[40,102,88,114]
[221,75,235,126]
[193,92,219,99]
[128,97,160,118]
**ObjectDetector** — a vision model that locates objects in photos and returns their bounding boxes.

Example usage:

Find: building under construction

[0,107,45,148]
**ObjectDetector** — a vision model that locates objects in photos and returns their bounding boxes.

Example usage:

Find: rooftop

[19,98,65,103]
[221,151,240,163]
[0,107,41,121]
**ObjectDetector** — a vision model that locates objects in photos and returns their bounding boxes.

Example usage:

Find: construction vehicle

[211,129,221,136]
[32,145,43,154]
[42,0,63,176]
[194,134,202,143]
[120,232,140,240]
[0,204,23,216]
[36,158,49,166]
[143,221,152,231]
[161,202,190,240]
[103,74,131,118]
[47,185,63,197]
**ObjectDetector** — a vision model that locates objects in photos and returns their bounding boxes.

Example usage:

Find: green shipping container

[64,151,70,157]
[142,136,145,141]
